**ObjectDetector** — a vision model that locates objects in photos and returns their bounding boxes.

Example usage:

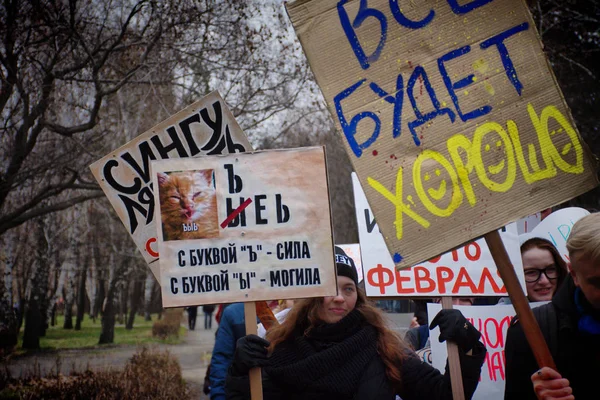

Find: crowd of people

[199,212,599,400]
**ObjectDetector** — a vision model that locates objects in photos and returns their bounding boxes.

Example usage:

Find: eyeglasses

[524,266,559,283]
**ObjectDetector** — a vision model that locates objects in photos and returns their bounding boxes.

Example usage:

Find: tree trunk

[47,249,62,330]
[143,270,154,321]
[88,233,100,322]
[99,255,122,344]
[116,281,128,325]
[15,294,24,330]
[63,284,74,329]
[62,260,77,330]
[75,258,88,330]
[99,288,116,344]
[23,219,49,349]
[22,298,41,349]
[126,275,143,330]
[50,303,57,326]
[94,278,105,321]
[0,237,18,355]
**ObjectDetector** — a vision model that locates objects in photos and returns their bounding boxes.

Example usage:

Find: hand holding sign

[231,335,271,376]
[531,367,574,400]
[430,309,482,353]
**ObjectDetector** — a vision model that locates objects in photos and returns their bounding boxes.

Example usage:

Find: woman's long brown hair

[521,237,569,292]
[265,288,408,389]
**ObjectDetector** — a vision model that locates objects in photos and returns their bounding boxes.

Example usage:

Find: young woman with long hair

[520,237,569,302]
[225,247,486,400]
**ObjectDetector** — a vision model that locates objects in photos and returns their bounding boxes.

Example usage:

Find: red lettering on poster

[395,268,415,294]
[478,267,506,294]
[414,266,435,293]
[146,237,159,258]
[436,266,454,294]
[452,267,478,293]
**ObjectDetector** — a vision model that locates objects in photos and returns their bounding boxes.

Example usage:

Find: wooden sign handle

[484,230,556,369]
[441,297,465,400]
[244,302,263,400]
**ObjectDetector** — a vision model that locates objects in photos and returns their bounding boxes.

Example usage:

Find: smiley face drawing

[529,104,583,175]
[472,122,517,193]
[413,149,463,217]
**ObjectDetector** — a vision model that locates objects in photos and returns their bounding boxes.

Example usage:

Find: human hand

[531,367,574,400]
[231,334,270,375]
[409,317,420,329]
[430,309,481,352]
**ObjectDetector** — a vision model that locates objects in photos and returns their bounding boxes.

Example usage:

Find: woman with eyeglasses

[520,237,569,302]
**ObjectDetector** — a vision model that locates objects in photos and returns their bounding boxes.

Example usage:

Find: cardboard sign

[151,147,336,307]
[428,302,546,400]
[287,0,598,269]
[90,92,251,276]
[519,207,589,261]
[338,243,364,283]
[353,173,525,296]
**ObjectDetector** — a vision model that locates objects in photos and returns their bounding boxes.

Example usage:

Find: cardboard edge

[321,144,340,297]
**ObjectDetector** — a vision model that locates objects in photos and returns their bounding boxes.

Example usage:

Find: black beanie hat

[334,246,359,286]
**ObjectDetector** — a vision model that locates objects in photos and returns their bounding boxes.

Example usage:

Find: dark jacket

[504,275,600,399]
[404,324,430,351]
[226,311,485,400]
[210,303,246,400]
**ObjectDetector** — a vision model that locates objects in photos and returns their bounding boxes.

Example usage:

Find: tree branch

[0,193,105,236]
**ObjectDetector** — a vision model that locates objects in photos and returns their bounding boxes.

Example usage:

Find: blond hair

[566,212,600,265]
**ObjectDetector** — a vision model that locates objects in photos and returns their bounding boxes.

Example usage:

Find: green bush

[0,347,190,400]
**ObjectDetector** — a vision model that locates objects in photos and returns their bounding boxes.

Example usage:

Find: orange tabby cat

[158,170,219,241]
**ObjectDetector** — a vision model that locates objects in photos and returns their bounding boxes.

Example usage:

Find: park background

[1,0,598,398]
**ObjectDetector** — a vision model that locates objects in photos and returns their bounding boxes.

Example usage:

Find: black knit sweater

[226,309,486,400]
[264,309,379,399]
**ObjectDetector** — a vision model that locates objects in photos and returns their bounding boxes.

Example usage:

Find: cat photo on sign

[157,169,219,241]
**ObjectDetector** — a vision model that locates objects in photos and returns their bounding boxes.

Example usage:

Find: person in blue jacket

[209,303,246,400]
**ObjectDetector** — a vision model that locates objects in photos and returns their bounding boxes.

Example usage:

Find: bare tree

[0,0,210,235]
[530,1,600,209]
[1,0,356,352]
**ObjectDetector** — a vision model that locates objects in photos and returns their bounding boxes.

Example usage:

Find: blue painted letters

[338,0,387,70]
[438,46,492,122]
[334,79,381,157]
[480,23,529,96]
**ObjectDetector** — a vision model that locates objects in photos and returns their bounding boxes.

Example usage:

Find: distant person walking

[203,304,216,330]
[187,306,198,331]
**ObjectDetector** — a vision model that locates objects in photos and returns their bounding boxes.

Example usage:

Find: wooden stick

[484,230,556,369]
[441,297,465,400]
[244,302,263,400]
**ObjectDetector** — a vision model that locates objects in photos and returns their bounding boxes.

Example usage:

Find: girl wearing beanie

[226,246,486,400]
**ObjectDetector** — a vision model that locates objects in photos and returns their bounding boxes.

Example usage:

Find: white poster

[338,243,363,283]
[428,302,547,400]
[90,92,251,276]
[152,147,337,307]
[519,207,589,261]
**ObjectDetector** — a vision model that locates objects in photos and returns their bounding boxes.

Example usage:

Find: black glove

[231,334,270,376]
[430,309,481,352]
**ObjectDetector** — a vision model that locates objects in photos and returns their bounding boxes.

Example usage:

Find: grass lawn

[17,314,184,352]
